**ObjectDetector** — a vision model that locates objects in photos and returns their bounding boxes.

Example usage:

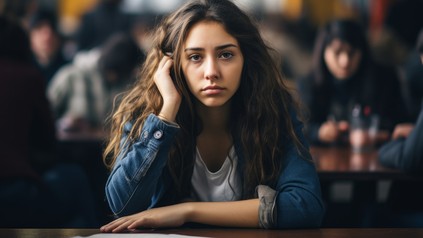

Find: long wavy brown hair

[103,0,303,201]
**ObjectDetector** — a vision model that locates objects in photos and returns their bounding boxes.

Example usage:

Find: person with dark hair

[0,16,33,62]
[131,13,161,53]
[100,0,324,232]
[47,33,144,134]
[0,16,98,228]
[298,19,409,146]
[29,9,69,84]
[296,19,410,227]
[75,0,132,51]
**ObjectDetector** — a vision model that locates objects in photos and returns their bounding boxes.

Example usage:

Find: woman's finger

[112,219,136,233]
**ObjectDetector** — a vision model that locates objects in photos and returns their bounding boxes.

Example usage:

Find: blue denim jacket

[105,112,324,228]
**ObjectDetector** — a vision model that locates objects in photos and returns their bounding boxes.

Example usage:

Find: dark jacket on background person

[0,14,57,179]
[379,105,423,172]
[0,15,99,228]
[0,57,56,180]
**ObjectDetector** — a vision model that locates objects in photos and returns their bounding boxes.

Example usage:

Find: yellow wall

[58,0,98,34]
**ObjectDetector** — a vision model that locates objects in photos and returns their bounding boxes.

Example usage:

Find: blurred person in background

[29,9,69,84]
[130,13,160,53]
[297,19,410,227]
[297,19,409,147]
[400,31,423,122]
[47,33,144,136]
[376,29,423,228]
[0,16,98,228]
[75,0,132,52]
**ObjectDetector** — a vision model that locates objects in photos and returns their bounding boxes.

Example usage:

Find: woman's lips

[201,85,225,95]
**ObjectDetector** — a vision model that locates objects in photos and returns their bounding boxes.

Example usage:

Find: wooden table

[311,146,423,227]
[2,228,423,238]
[56,131,112,225]
[311,146,423,180]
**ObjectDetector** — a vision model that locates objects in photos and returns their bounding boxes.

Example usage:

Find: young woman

[298,19,409,146]
[101,0,324,232]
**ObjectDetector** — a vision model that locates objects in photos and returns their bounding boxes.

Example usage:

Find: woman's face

[181,21,244,108]
[324,39,362,80]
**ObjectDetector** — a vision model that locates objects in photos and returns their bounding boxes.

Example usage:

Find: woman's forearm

[186,199,260,228]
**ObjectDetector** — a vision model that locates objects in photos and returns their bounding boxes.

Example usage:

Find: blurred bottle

[349,104,379,153]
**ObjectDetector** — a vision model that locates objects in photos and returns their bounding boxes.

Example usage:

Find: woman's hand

[154,56,182,122]
[100,203,192,233]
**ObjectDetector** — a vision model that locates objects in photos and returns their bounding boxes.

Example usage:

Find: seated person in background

[75,0,132,51]
[47,33,145,135]
[28,9,69,85]
[377,29,423,227]
[0,16,98,228]
[379,28,423,172]
[100,0,323,232]
[297,19,409,147]
[401,39,423,122]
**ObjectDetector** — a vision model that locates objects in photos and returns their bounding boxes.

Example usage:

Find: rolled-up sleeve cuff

[256,185,277,229]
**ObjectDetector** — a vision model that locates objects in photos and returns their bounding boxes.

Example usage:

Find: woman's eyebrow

[184,43,238,52]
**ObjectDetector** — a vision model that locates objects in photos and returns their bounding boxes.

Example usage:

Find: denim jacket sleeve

[273,110,325,228]
[105,114,180,217]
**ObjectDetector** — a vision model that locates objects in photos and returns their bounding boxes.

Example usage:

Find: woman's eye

[220,52,233,59]
[189,54,201,61]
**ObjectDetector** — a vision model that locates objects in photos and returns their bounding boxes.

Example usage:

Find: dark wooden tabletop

[310,146,423,180]
[2,228,423,238]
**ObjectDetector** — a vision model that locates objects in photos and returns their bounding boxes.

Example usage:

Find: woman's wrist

[159,99,181,123]
[156,113,180,127]
[182,202,195,223]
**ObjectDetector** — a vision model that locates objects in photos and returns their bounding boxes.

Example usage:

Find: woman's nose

[204,57,219,80]
[338,52,350,68]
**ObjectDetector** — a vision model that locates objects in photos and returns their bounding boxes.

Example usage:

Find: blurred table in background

[57,130,112,225]
[311,146,423,181]
[311,146,423,227]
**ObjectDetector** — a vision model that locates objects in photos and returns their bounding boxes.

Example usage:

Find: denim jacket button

[153,130,163,139]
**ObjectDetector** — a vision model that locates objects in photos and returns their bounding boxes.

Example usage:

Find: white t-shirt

[190,146,242,202]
